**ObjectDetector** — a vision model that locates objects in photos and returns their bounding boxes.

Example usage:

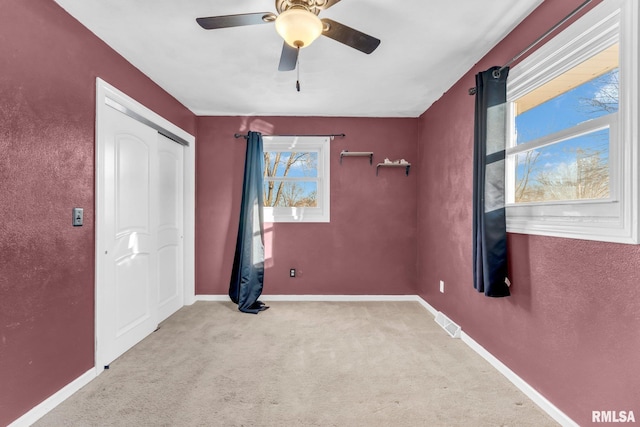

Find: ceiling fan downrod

[296,47,301,92]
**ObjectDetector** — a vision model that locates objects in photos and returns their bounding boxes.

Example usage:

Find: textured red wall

[5,0,636,425]
[196,116,417,296]
[416,0,640,425]
[0,1,195,425]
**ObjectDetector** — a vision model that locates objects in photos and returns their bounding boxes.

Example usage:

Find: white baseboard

[8,368,96,427]
[460,332,578,427]
[196,293,436,306]
[261,294,426,303]
[412,296,438,317]
[195,294,230,302]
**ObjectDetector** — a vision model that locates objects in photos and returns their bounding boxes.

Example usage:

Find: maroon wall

[416,0,640,425]
[196,116,417,296]
[0,1,195,425]
[4,0,636,425]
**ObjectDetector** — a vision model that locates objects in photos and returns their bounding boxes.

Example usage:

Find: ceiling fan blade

[321,18,380,54]
[196,12,276,30]
[278,42,299,71]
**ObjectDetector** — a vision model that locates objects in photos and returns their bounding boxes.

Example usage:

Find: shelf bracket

[376,163,411,176]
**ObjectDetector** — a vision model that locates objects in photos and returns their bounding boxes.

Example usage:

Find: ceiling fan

[196,0,381,71]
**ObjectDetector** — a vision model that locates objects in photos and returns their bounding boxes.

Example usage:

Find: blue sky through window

[516,69,619,144]
[513,69,618,202]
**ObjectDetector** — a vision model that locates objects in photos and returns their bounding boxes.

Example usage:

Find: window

[505,0,639,243]
[512,48,618,204]
[262,136,330,223]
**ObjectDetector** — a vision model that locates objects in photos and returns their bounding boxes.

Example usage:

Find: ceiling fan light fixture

[275,8,323,48]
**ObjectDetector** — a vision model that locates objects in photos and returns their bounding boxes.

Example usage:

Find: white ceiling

[53,0,544,117]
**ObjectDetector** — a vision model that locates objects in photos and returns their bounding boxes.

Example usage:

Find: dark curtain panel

[472,66,511,298]
[229,131,268,313]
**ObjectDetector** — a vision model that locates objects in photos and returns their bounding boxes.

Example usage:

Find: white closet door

[156,134,184,322]
[100,105,159,366]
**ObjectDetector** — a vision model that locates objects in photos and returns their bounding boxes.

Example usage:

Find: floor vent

[434,311,461,338]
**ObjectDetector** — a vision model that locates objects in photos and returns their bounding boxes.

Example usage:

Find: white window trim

[263,136,330,223]
[505,0,639,244]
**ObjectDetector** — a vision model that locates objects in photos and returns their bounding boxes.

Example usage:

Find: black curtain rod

[234,133,346,139]
[468,0,593,95]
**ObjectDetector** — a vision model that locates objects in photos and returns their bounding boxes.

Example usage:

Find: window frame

[262,136,330,223]
[505,0,639,244]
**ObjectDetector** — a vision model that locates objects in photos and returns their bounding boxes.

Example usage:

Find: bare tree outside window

[581,69,619,114]
[263,151,318,207]
[515,150,541,202]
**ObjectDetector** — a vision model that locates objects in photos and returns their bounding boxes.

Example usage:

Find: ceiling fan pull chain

[296,47,301,92]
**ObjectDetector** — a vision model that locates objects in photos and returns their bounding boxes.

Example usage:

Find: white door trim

[95,78,195,374]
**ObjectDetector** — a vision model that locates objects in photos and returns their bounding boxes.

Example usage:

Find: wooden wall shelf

[340,150,374,165]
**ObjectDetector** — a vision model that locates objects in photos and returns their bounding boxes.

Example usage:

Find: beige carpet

[34,301,557,426]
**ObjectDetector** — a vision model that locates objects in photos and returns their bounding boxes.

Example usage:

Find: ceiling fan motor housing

[276,0,324,15]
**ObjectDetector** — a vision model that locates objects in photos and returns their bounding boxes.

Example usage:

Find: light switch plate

[73,207,83,226]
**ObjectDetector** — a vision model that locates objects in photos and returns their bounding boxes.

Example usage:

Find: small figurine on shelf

[384,158,392,164]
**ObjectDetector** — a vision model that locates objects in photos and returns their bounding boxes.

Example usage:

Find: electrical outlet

[439,280,445,293]
[289,268,296,278]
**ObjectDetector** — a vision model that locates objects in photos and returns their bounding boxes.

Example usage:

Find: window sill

[264,207,330,223]
[506,202,638,244]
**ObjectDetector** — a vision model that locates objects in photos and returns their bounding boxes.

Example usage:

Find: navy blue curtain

[473,66,511,298]
[229,131,269,313]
